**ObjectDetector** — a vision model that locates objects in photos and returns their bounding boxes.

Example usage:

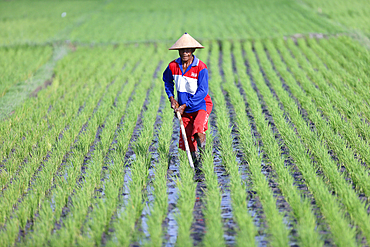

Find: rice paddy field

[1,0,370,246]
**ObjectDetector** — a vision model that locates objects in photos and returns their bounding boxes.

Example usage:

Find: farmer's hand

[169,96,179,110]
[175,104,186,115]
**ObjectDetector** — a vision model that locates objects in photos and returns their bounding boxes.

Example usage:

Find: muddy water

[164,118,180,246]
[140,93,166,241]
[208,111,236,245]
[252,45,338,245]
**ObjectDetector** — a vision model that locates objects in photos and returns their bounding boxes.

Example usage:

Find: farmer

[163,32,213,170]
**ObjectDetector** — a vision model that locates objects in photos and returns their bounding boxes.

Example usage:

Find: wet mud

[254,44,339,244]
[139,93,166,242]
[209,113,237,245]
[163,119,180,246]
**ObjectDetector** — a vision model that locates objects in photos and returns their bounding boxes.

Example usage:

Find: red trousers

[179,109,211,152]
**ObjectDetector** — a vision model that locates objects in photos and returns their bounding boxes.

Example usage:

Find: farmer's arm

[185,68,208,109]
[163,66,174,98]
[163,66,179,109]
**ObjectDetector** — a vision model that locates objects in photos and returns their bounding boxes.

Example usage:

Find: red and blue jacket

[163,55,212,113]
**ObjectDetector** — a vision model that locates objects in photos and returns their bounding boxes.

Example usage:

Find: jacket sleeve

[185,68,208,108]
[163,65,174,98]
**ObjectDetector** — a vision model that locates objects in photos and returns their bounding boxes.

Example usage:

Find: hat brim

[168,45,204,50]
[169,33,204,50]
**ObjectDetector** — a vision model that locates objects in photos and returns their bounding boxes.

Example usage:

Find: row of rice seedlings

[317,37,370,95]
[0,73,119,247]
[178,46,223,246]
[0,56,133,246]
[210,40,276,246]
[128,80,164,243]
[300,38,370,142]
[0,46,134,226]
[278,38,370,195]
[327,37,370,100]
[237,40,313,246]
[337,36,370,70]
[0,78,103,225]
[288,37,370,144]
[0,76,86,188]
[253,39,357,247]
[174,149,197,247]
[0,47,92,160]
[76,82,161,246]
[42,45,157,246]
[264,38,370,243]
[319,37,370,86]
[230,40,322,246]
[299,37,370,123]
[0,43,130,161]
[106,76,163,246]
[19,66,140,246]
[0,45,52,98]
[145,94,173,247]
[0,45,128,185]
[0,45,145,245]
[198,131,225,247]
[44,83,134,246]
[144,45,177,246]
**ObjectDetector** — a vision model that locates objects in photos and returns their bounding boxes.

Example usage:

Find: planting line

[320,37,370,86]
[279,38,370,195]
[47,45,158,246]
[210,41,259,246]
[300,37,370,122]
[4,70,123,246]
[200,127,225,247]
[81,76,162,246]
[0,45,131,187]
[0,45,133,228]
[301,38,370,141]
[215,42,237,244]
[163,118,180,246]
[326,37,370,92]
[94,49,159,244]
[0,68,115,228]
[265,39,364,246]
[338,36,370,70]
[185,45,226,247]
[253,39,358,246]
[0,46,101,161]
[106,80,162,245]
[8,45,146,246]
[289,37,370,146]
[18,68,133,246]
[236,40,322,246]
[129,76,165,244]
[264,38,370,244]
[146,92,173,247]
[174,149,197,247]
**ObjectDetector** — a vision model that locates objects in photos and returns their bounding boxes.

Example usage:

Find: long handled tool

[176,111,194,170]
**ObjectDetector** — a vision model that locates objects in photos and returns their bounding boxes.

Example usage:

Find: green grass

[2,0,370,245]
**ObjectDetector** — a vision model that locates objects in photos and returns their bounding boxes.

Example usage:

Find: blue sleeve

[185,68,208,108]
[163,66,174,98]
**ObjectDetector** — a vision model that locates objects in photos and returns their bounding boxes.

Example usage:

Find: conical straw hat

[169,32,204,50]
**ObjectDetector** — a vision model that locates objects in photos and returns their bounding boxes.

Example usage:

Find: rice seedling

[262,38,370,243]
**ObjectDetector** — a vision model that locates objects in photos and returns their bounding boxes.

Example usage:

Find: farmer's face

[179,48,195,62]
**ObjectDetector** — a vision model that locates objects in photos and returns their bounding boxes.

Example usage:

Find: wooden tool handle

[176,111,194,169]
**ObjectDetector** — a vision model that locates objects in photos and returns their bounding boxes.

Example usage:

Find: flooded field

[1,0,370,246]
